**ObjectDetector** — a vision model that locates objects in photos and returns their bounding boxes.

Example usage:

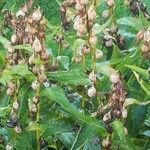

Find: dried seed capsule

[32,37,42,53]
[31,80,40,90]
[110,72,120,83]
[136,29,144,41]
[95,49,103,60]
[75,2,84,11]
[6,144,13,150]
[87,86,96,97]
[89,71,96,82]
[16,10,25,17]
[144,28,150,43]
[141,44,149,52]
[38,72,47,83]
[32,8,42,22]
[28,16,34,24]
[7,47,15,53]
[102,137,111,148]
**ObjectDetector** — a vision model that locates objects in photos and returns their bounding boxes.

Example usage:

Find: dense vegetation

[0,0,150,150]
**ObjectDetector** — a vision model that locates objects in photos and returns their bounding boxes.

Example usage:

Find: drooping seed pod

[88,5,97,21]
[87,85,96,97]
[110,72,120,83]
[103,111,111,123]
[89,35,97,46]
[31,80,40,90]
[89,71,97,82]
[106,0,115,7]
[43,79,51,88]
[30,104,37,113]
[15,125,22,134]
[6,144,13,150]
[33,95,39,104]
[105,40,113,47]
[95,49,103,60]
[32,8,42,22]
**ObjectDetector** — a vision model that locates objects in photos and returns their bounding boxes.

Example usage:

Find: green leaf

[124,98,150,108]
[96,62,116,77]
[125,105,148,137]
[47,69,90,86]
[0,36,11,46]
[42,87,107,137]
[133,71,150,97]
[10,64,36,82]
[117,17,143,31]
[71,124,97,150]
[126,65,149,78]
[57,56,69,70]
[111,44,125,59]
[14,44,33,53]
[111,121,136,150]
[92,18,111,35]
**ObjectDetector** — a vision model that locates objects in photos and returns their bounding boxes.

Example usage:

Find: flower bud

[88,86,96,97]
[82,45,90,54]
[7,47,15,53]
[43,80,51,88]
[95,49,103,60]
[32,8,42,22]
[89,35,97,46]
[38,72,47,83]
[28,16,34,24]
[102,10,110,18]
[80,0,89,5]
[28,54,35,64]
[7,88,14,96]
[102,137,111,148]
[106,0,115,7]
[11,34,17,44]
[89,71,96,82]
[110,72,120,83]
[75,2,84,11]
[31,80,40,90]
[30,104,37,113]
[88,5,97,21]
[13,101,19,110]
[105,40,113,47]
[7,81,16,91]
